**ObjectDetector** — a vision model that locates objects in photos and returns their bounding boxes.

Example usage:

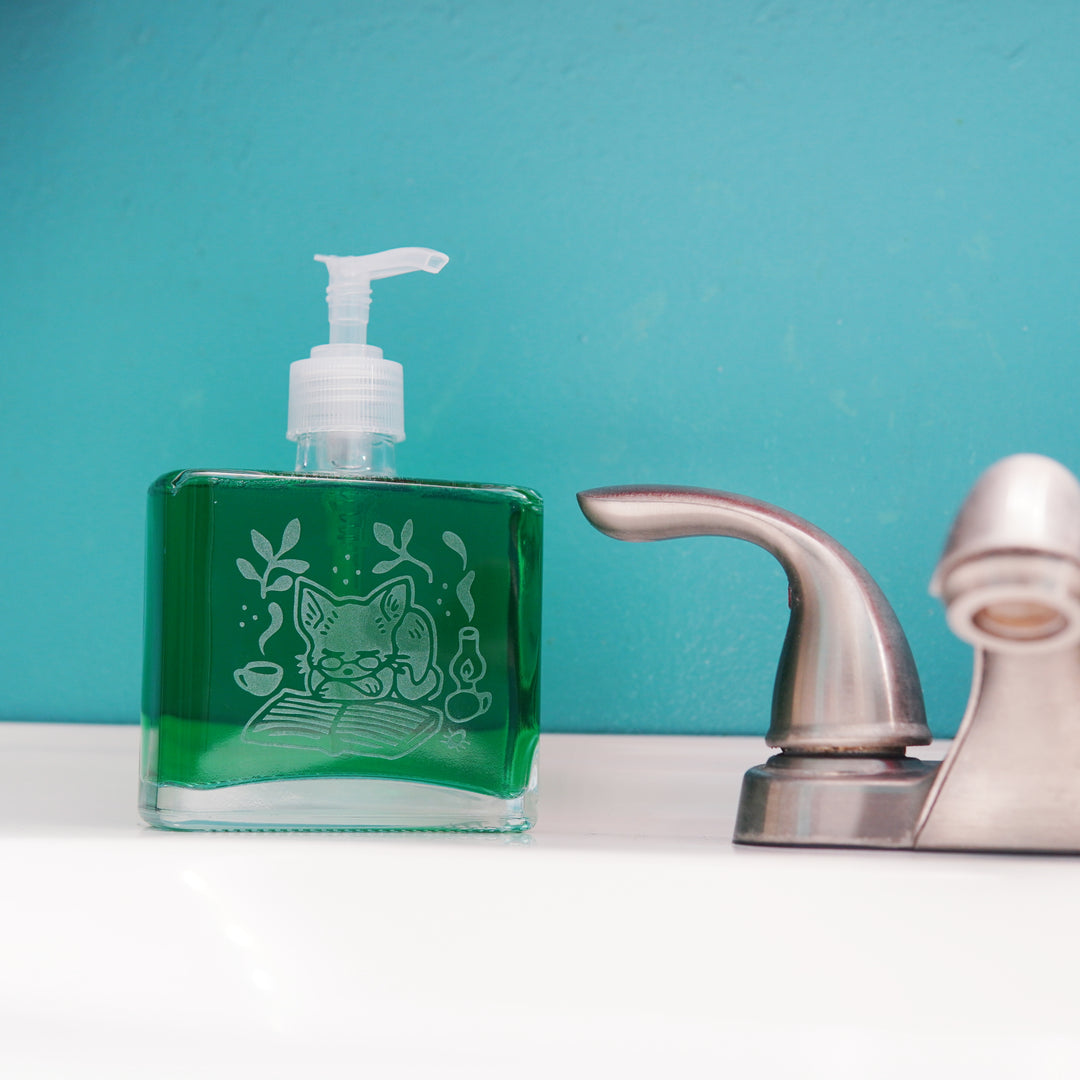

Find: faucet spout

[916,455,1080,852]
[577,485,930,753]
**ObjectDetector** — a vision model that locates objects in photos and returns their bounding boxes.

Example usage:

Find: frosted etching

[235,516,491,760]
[233,519,309,697]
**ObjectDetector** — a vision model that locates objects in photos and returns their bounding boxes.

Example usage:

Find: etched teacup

[234,661,284,697]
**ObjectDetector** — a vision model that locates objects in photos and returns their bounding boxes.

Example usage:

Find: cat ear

[298,583,334,634]
[382,582,408,624]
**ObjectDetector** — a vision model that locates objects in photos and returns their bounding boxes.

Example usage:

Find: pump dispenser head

[287,248,449,445]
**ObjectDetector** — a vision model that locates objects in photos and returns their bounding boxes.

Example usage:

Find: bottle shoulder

[150,469,543,509]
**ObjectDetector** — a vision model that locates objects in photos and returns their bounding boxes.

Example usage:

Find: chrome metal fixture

[917,454,1080,852]
[577,454,1080,853]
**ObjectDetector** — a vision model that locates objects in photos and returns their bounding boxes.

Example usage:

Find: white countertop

[2,723,1079,1078]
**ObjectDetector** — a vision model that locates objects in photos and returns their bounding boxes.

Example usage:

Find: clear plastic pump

[287,248,449,448]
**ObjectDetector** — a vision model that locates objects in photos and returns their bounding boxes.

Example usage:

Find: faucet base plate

[734,753,941,849]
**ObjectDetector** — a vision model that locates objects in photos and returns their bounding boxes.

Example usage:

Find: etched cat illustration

[296,577,442,702]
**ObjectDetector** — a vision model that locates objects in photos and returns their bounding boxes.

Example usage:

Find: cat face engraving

[295,578,441,702]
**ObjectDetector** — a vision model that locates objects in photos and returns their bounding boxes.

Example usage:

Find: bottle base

[139,771,537,832]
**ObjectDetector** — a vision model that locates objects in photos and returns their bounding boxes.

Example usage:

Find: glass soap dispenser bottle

[141,248,542,830]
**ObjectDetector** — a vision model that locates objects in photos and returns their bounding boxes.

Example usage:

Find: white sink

[1,724,1078,1078]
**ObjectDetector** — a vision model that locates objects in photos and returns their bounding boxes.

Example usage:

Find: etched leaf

[259,602,284,655]
[279,518,301,554]
[442,531,467,569]
[266,575,293,592]
[373,522,395,549]
[372,559,398,575]
[401,519,414,545]
[236,558,260,581]
[251,530,274,560]
[456,570,476,622]
[277,558,310,574]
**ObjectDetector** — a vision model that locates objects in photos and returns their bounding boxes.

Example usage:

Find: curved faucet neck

[577,485,929,752]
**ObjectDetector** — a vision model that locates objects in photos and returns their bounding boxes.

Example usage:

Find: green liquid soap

[141,470,542,829]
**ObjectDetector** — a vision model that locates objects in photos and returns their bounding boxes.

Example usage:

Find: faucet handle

[577,485,930,752]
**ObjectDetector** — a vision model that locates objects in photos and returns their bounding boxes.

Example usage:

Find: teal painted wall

[3,1,1078,735]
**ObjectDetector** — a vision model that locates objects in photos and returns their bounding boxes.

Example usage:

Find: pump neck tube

[294,431,396,477]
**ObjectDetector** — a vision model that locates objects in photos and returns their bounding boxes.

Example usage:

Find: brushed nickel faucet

[578,454,1080,853]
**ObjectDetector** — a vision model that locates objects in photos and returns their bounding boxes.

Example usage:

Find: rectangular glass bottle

[141,467,542,830]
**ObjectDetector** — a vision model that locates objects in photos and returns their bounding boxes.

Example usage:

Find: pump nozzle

[287,247,450,450]
[314,248,449,346]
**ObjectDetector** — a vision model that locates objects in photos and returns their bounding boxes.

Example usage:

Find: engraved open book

[243,691,442,760]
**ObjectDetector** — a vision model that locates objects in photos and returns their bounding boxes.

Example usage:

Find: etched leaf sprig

[372,519,433,583]
[237,518,310,599]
